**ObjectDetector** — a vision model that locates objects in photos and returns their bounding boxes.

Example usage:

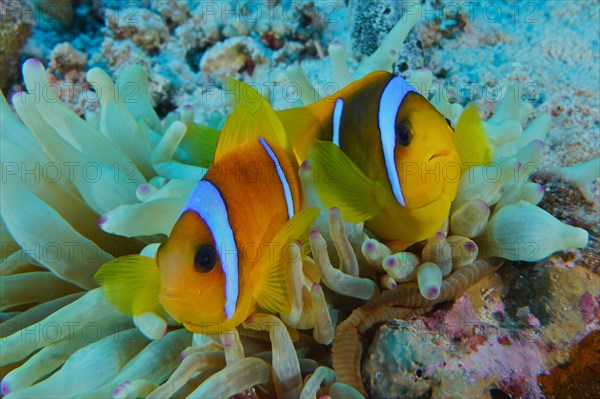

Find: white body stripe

[332,98,344,147]
[378,76,417,207]
[259,136,294,219]
[181,180,239,319]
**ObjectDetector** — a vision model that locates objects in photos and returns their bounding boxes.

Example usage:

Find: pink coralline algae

[578,291,600,325]
[458,334,544,398]
[366,289,547,398]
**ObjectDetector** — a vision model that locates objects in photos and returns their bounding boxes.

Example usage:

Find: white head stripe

[181,180,239,319]
[332,98,344,147]
[259,136,294,219]
[378,76,417,207]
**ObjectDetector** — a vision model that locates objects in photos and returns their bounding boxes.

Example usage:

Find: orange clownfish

[278,71,491,250]
[96,80,318,333]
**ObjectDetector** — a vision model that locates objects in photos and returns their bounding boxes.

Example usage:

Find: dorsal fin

[276,103,333,162]
[277,70,393,162]
[214,79,290,162]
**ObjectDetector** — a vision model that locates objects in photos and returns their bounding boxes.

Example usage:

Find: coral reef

[105,7,169,53]
[348,0,425,73]
[365,319,445,398]
[0,1,33,92]
[94,0,331,118]
[200,36,268,77]
[365,260,600,398]
[532,171,599,272]
[30,0,73,28]
[538,330,600,398]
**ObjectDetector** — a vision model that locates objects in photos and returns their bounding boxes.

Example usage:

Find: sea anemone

[1,2,597,398]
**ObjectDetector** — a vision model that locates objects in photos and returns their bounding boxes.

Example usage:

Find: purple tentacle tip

[329,207,340,217]
[536,184,545,193]
[311,282,321,290]
[364,241,376,252]
[1,380,10,395]
[25,58,42,67]
[183,104,193,110]
[385,256,398,268]
[112,385,123,396]
[476,199,490,211]
[222,334,232,348]
[179,351,186,360]
[427,286,440,299]
[97,214,107,226]
[464,242,477,253]
[532,139,545,149]
[11,91,26,104]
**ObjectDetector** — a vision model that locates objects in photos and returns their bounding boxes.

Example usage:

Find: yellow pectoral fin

[255,207,320,315]
[215,79,291,162]
[308,140,382,224]
[454,104,494,170]
[94,255,164,317]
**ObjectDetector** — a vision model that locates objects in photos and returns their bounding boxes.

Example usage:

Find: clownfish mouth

[428,150,450,162]
[408,191,453,211]
[160,286,201,301]
[159,291,184,300]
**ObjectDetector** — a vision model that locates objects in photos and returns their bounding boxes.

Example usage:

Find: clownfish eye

[395,122,413,147]
[445,118,453,129]
[193,244,217,273]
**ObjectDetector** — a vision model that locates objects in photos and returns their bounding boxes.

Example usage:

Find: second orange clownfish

[278,71,492,250]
